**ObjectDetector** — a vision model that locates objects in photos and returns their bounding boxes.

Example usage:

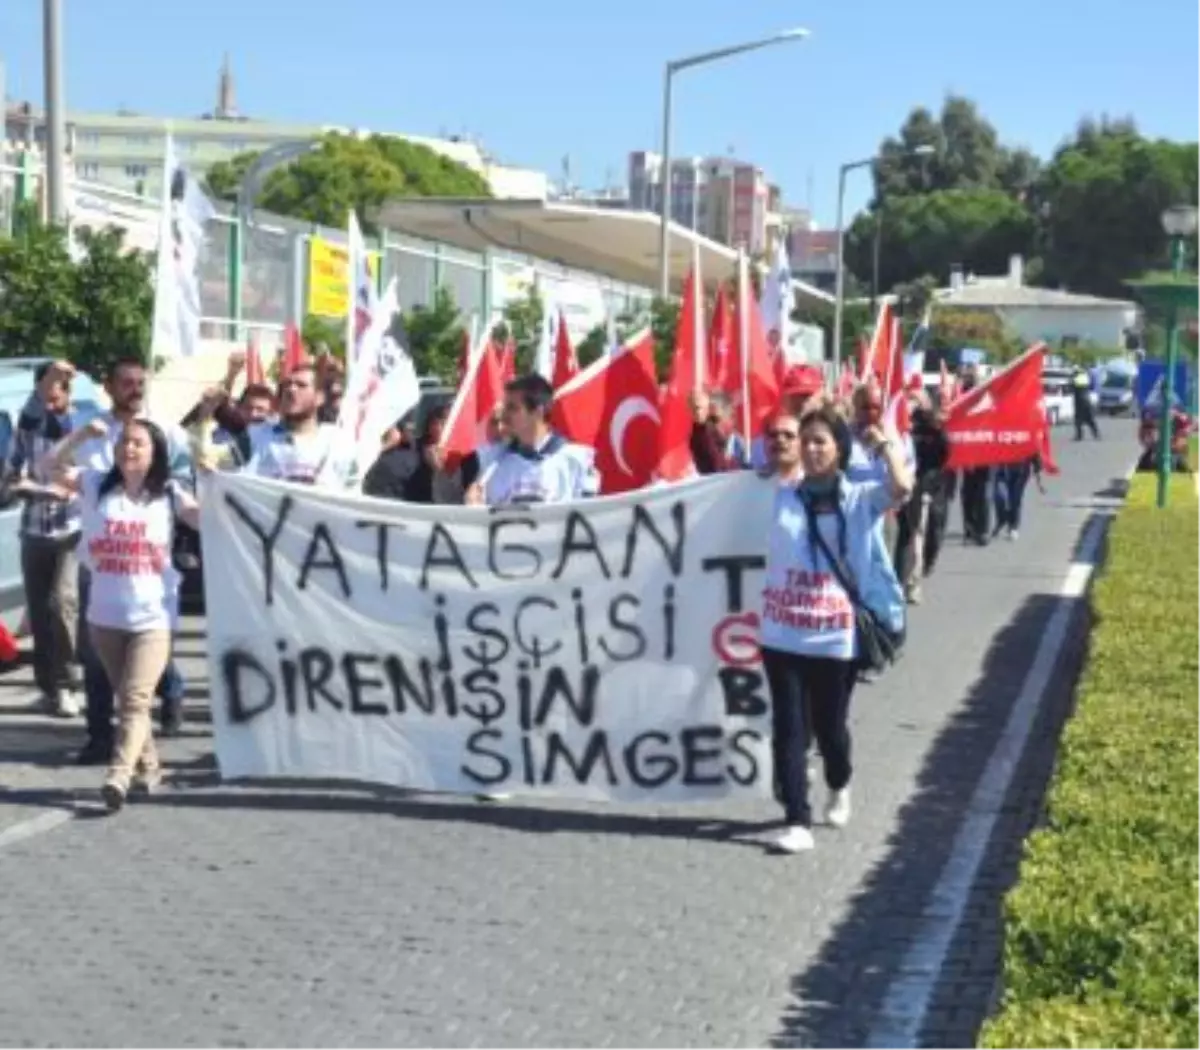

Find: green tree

[927,307,1023,363]
[301,314,346,361]
[204,133,492,234]
[492,285,544,374]
[647,297,678,380]
[1035,119,1199,298]
[575,325,607,368]
[401,284,464,383]
[846,187,1037,296]
[0,211,154,376]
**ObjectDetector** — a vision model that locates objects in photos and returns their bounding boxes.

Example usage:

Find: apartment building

[626,150,777,254]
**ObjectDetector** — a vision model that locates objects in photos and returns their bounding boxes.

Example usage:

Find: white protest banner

[201,471,777,803]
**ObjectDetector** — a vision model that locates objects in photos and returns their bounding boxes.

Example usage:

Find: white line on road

[864,509,1110,1048]
[0,808,74,852]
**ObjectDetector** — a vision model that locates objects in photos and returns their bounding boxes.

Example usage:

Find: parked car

[1098,370,1137,415]
[0,360,106,633]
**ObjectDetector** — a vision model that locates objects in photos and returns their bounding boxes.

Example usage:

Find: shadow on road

[769,579,1097,1048]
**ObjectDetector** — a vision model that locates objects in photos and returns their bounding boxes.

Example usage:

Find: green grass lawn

[979,473,1199,1048]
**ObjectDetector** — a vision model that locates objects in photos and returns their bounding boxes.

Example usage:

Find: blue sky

[2,0,1196,226]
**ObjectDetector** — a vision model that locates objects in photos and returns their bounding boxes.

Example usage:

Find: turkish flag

[280,322,306,378]
[835,361,856,401]
[552,329,660,494]
[245,334,266,387]
[728,260,779,443]
[439,332,504,469]
[657,266,704,482]
[552,314,578,390]
[495,337,516,385]
[455,329,471,386]
[708,284,733,391]
[944,344,1051,470]
[885,314,910,434]
[860,302,895,384]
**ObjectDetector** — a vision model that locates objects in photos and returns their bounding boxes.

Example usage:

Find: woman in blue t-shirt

[761,403,912,854]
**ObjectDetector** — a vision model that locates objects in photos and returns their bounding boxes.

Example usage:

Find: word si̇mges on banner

[199,471,778,803]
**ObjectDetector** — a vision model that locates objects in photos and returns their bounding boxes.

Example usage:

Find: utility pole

[43,0,67,223]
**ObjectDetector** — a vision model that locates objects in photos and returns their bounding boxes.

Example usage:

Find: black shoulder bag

[801,495,905,673]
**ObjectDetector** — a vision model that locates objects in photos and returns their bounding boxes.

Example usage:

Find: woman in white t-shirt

[46,416,201,812]
[760,403,912,854]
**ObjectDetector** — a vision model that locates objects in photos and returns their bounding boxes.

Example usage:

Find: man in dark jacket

[1072,366,1100,440]
[894,393,950,602]
[362,405,480,503]
[958,368,991,545]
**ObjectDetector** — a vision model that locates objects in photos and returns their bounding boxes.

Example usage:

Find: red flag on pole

[551,310,579,390]
[657,264,703,482]
[944,344,1052,470]
[245,334,266,386]
[280,322,306,378]
[439,329,504,469]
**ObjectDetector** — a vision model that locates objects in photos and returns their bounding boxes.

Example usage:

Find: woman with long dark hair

[43,416,200,811]
[760,403,911,853]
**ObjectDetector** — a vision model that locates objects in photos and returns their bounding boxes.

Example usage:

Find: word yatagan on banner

[199,472,777,804]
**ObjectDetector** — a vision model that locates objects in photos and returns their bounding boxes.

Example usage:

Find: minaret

[216,54,237,119]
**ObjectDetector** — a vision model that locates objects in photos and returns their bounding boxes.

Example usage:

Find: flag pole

[345,210,356,392]
[737,249,752,447]
[692,236,704,392]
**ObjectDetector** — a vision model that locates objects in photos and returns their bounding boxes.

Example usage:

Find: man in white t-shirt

[466,374,599,507]
[196,363,356,489]
[465,373,598,802]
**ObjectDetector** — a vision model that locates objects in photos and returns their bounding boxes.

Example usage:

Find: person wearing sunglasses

[761,411,805,484]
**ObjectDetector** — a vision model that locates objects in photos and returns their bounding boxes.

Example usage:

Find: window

[124,164,148,178]
[77,131,101,146]
[125,134,153,146]
[78,162,100,178]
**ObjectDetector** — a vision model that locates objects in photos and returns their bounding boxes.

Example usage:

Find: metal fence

[0,157,655,347]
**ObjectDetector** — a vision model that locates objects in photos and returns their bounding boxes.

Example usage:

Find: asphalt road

[0,423,1137,1049]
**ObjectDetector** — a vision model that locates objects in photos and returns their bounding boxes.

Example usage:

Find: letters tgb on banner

[201,472,777,803]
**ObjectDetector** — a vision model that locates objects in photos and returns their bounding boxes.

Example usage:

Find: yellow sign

[307,236,382,318]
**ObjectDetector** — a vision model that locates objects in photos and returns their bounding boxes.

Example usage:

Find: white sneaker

[53,690,81,718]
[476,792,512,802]
[773,825,816,853]
[825,788,852,828]
[1007,529,1019,541]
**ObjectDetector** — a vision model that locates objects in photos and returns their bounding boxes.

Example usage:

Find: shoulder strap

[800,492,868,614]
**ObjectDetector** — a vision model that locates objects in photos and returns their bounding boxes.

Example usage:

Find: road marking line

[0,809,74,852]
[864,509,1109,1048]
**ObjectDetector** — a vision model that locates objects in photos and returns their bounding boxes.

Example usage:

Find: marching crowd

[4,347,1052,853]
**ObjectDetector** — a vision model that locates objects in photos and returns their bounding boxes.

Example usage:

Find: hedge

[980,472,1199,1048]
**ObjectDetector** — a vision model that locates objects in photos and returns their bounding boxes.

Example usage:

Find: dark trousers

[78,567,184,746]
[993,463,1031,532]
[961,468,991,542]
[923,472,952,575]
[1075,406,1100,440]
[762,648,856,827]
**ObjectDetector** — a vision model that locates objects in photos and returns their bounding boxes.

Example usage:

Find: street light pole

[831,158,870,377]
[656,27,810,298]
[657,67,675,300]
[42,0,67,224]
[832,143,934,375]
[1155,233,1184,508]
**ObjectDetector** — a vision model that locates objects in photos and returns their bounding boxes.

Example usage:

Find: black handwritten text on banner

[200,472,776,802]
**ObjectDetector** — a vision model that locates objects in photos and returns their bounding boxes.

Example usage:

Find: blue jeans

[78,567,184,745]
[993,463,1031,532]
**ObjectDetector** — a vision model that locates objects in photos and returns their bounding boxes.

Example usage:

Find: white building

[2,56,548,200]
[935,256,1140,349]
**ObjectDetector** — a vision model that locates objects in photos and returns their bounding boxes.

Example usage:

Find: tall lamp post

[1150,205,1197,507]
[832,144,934,374]
[656,27,810,299]
[42,0,67,223]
